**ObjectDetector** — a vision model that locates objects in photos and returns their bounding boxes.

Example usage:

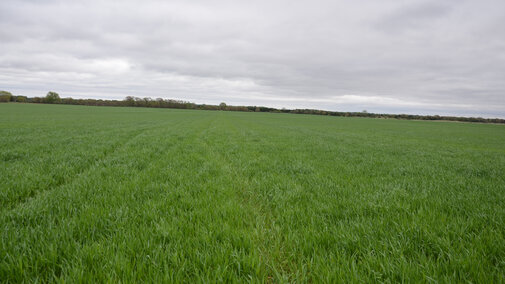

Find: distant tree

[0,91,12,102]
[45,92,61,104]
[134,97,145,107]
[124,96,135,106]
[155,98,165,108]
[62,97,75,104]
[16,96,27,102]
[219,102,227,110]
[31,97,43,103]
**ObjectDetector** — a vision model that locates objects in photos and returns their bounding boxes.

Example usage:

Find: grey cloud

[375,2,453,33]
[1,0,504,117]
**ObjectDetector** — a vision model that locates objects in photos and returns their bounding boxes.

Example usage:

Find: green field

[1,103,504,282]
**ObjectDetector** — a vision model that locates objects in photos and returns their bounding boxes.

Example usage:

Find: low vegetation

[1,103,504,282]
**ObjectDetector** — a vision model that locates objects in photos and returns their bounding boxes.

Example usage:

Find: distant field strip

[1,104,505,282]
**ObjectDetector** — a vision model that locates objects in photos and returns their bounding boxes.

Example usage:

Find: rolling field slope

[1,103,505,282]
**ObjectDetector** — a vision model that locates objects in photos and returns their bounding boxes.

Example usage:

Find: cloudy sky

[1,0,504,117]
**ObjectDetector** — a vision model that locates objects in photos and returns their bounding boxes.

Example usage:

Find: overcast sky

[1,0,504,117]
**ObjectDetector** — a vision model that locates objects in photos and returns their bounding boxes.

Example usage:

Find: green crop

[1,103,504,282]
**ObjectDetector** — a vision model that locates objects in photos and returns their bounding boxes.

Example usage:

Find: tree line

[1,90,504,124]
